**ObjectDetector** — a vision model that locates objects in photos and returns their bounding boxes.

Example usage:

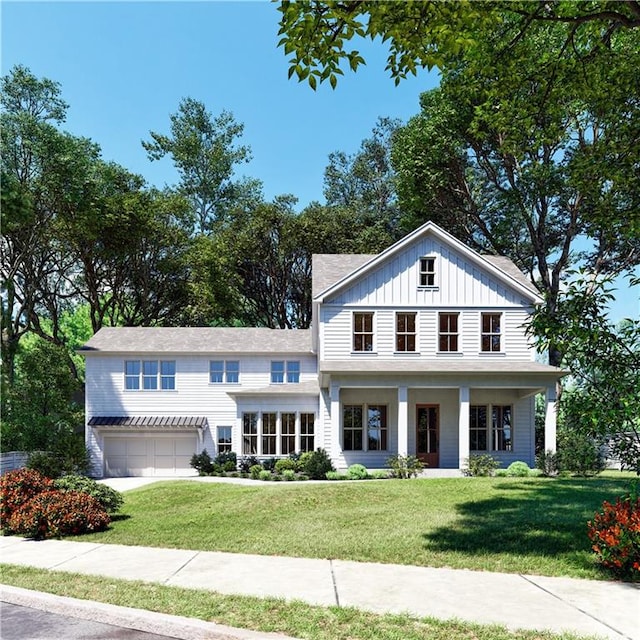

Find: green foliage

[7,490,110,539]
[587,490,640,581]
[300,448,335,480]
[239,456,260,474]
[24,425,90,479]
[53,475,123,513]
[347,464,369,480]
[190,450,215,475]
[387,455,423,479]
[463,454,500,477]
[505,462,531,478]
[536,450,560,477]
[274,458,297,474]
[249,464,264,480]
[325,471,348,481]
[258,469,272,482]
[557,428,606,477]
[0,468,53,525]
[282,469,296,481]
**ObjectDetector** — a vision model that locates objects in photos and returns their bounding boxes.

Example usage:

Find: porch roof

[88,416,207,430]
[225,380,320,397]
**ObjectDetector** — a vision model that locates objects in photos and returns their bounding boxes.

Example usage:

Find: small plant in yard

[258,469,272,481]
[505,461,531,477]
[587,487,640,581]
[190,449,215,475]
[387,454,423,479]
[7,490,110,539]
[347,464,369,480]
[463,454,500,477]
[536,449,560,477]
[326,471,348,480]
[239,456,261,473]
[1,468,53,525]
[282,469,296,481]
[249,464,263,480]
[274,458,297,474]
[54,475,124,513]
[214,451,237,471]
[301,448,335,480]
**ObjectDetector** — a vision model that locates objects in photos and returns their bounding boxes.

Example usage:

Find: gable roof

[312,254,375,298]
[313,221,542,304]
[80,327,313,355]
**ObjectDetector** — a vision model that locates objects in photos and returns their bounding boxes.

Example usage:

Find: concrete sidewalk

[1,535,638,640]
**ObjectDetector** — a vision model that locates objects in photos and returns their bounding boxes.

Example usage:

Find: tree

[390,20,639,365]
[143,97,260,234]
[277,1,640,88]
[529,273,640,473]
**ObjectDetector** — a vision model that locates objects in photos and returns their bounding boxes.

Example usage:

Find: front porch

[321,368,560,470]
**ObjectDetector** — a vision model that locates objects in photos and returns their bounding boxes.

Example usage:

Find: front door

[416,405,439,468]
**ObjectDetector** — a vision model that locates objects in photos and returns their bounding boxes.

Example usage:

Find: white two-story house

[81,221,563,477]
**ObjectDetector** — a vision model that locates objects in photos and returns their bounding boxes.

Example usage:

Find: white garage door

[104,435,198,477]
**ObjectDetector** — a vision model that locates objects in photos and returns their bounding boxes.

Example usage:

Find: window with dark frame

[481,313,502,352]
[353,312,374,352]
[439,313,459,352]
[396,312,417,352]
[470,405,488,451]
[419,257,436,287]
[492,405,512,451]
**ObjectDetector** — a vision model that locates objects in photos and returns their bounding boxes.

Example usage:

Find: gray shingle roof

[482,256,539,294]
[312,254,375,298]
[80,327,313,355]
[226,380,320,397]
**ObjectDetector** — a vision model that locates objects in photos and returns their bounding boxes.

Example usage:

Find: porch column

[458,386,470,469]
[397,386,408,456]
[330,384,341,459]
[544,385,558,454]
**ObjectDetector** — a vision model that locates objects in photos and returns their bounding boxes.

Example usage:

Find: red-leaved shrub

[1,468,53,527]
[587,494,640,581]
[7,490,110,539]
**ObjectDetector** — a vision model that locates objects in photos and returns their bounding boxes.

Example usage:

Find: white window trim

[418,255,438,289]
[341,403,388,452]
[479,311,505,355]
[351,311,376,354]
[124,359,176,392]
[394,311,419,354]
[209,360,240,384]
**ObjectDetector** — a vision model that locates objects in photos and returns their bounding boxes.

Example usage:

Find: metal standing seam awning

[88,416,208,430]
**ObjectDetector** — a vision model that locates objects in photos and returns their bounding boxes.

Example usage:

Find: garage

[89,416,206,477]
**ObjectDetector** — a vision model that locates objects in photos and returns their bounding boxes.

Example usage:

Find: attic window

[419,257,436,287]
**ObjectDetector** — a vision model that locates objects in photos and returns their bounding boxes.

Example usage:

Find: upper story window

[439,313,459,352]
[481,313,502,352]
[210,360,239,384]
[271,360,300,384]
[353,312,374,352]
[396,312,417,352]
[419,256,436,287]
[125,360,175,391]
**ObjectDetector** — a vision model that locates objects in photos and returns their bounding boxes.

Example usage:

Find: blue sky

[2,1,637,321]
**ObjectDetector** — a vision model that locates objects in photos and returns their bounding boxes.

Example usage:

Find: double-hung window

[343,405,364,450]
[281,413,296,455]
[419,257,436,287]
[242,413,258,455]
[492,405,512,451]
[210,360,239,384]
[481,313,502,352]
[353,312,374,352]
[125,361,141,390]
[396,312,417,352]
[343,404,388,452]
[217,426,232,453]
[300,413,315,452]
[439,313,459,352]
[262,412,277,455]
[270,361,300,384]
[367,405,388,451]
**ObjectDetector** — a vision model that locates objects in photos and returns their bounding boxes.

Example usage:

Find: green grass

[0,564,597,640]
[69,473,636,580]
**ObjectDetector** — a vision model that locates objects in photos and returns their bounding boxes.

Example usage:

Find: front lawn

[71,474,635,580]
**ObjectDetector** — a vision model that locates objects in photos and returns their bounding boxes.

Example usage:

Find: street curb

[0,584,301,640]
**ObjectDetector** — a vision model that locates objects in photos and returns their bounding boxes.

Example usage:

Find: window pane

[125,361,140,376]
[287,361,300,383]
[210,361,224,383]
[226,361,239,383]
[271,361,284,383]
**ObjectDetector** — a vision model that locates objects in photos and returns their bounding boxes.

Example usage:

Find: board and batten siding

[320,307,535,361]
[325,237,532,308]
